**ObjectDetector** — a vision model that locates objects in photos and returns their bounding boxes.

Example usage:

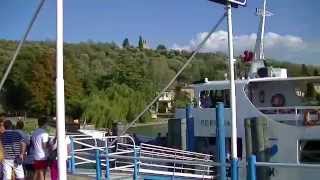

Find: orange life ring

[271,94,285,107]
[303,110,320,126]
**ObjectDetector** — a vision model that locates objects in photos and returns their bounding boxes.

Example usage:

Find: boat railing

[247,155,320,180]
[258,106,320,126]
[258,106,320,115]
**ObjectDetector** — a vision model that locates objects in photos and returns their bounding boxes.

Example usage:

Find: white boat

[175,0,320,179]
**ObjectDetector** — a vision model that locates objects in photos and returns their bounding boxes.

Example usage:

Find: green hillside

[0,39,318,128]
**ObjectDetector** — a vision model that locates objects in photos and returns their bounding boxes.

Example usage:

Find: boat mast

[254,0,267,61]
[250,0,272,77]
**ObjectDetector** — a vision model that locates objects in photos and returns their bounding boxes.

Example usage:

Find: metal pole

[247,155,257,180]
[245,119,253,157]
[216,102,226,180]
[0,0,45,91]
[70,138,76,173]
[95,149,102,180]
[226,2,238,180]
[186,104,194,151]
[105,140,110,180]
[56,0,67,179]
[226,1,238,160]
[133,148,139,180]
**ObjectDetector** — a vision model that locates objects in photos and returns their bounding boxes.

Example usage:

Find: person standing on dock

[1,120,26,180]
[31,117,49,180]
[15,120,30,148]
[15,120,33,180]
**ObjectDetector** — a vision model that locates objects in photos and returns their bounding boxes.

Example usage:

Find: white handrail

[139,163,213,173]
[140,150,209,161]
[141,143,212,157]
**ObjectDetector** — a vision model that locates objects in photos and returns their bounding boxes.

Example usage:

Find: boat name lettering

[200,119,214,127]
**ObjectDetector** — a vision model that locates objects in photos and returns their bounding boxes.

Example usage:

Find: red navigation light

[241,50,254,63]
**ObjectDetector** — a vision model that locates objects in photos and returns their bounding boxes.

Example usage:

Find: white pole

[56,0,67,179]
[226,3,238,159]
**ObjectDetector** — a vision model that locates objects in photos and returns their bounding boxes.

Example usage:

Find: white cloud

[172,31,319,64]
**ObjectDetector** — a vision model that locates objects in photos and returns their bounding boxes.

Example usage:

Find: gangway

[67,134,217,179]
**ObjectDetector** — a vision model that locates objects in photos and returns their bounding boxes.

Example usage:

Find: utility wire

[0,0,46,91]
[112,12,227,145]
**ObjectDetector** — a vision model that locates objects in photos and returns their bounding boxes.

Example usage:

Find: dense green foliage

[0,39,319,127]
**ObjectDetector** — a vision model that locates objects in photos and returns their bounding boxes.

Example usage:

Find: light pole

[56,0,67,179]
[209,1,247,180]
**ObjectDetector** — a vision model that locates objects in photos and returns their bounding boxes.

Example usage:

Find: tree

[28,50,55,115]
[122,38,130,48]
[148,57,176,90]
[64,59,84,118]
[82,84,150,128]
[173,86,191,109]
[313,69,319,76]
[301,64,310,76]
[138,36,144,49]
[156,44,167,51]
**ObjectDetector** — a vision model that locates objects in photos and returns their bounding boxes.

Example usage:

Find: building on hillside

[150,86,194,119]
[157,91,175,114]
[141,39,148,49]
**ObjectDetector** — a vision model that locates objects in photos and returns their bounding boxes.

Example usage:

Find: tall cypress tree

[301,64,310,76]
[138,36,144,49]
[313,69,319,76]
[122,38,130,48]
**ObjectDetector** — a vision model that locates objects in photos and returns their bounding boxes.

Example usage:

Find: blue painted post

[133,148,139,180]
[216,102,227,180]
[247,155,257,180]
[96,149,102,180]
[231,159,239,180]
[70,137,75,174]
[186,104,195,151]
[105,142,110,180]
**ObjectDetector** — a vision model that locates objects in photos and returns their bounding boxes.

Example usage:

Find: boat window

[299,140,320,163]
[200,90,230,108]
[295,88,305,97]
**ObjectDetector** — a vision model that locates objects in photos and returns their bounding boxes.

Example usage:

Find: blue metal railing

[67,134,218,179]
[67,103,235,179]
[247,154,320,180]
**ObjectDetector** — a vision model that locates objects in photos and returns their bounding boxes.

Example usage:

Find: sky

[0,0,320,64]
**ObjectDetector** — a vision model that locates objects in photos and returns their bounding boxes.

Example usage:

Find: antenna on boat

[250,0,273,78]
